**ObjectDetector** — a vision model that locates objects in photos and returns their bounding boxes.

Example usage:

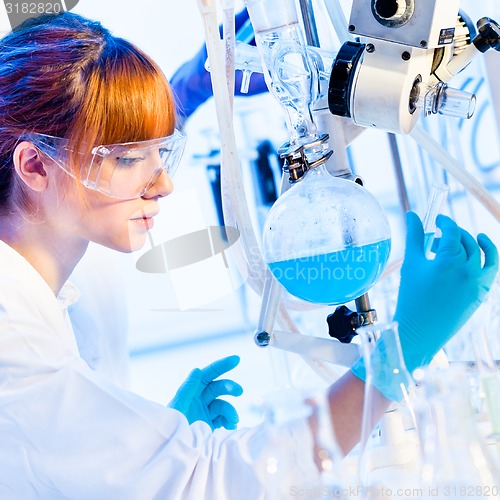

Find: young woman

[0,12,496,499]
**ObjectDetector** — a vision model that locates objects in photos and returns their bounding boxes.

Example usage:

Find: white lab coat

[68,243,131,389]
[0,241,319,499]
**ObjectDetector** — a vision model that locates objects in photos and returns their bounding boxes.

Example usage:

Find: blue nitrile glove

[170,8,268,120]
[352,211,498,400]
[394,211,498,372]
[168,355,243,430]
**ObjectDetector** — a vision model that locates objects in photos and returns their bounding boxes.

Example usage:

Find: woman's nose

[142,170,174,199]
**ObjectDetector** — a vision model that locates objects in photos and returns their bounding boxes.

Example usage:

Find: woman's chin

[99,233,148,254]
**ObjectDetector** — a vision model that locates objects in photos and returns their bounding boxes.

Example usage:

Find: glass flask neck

[357,322,414,403]
[356,322,417,494]
[280,133,333,183]
[255,22,319,146]
[283,105,318,147]
[303,162,330,179]
[245,0,320,147]
[289,161,329,185]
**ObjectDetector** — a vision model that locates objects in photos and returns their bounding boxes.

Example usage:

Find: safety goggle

[23,130,186,200]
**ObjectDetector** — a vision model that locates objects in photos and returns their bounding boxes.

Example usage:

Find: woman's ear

[13,141,48,193]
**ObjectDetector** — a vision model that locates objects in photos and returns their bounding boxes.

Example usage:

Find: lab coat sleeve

[7,360,319,499]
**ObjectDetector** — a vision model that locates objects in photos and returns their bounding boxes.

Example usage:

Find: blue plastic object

[395,212,498,372]
[170,9,267,119]
[168,355,243,430]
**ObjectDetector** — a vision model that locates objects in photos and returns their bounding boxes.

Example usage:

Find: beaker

[262,164,391,305]
[256,388,352,499]
[471,293,500,455]
[417,366,500,496]
[356,322,418,497]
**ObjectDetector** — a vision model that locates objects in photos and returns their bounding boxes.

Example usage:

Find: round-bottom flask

[263,165,391,305]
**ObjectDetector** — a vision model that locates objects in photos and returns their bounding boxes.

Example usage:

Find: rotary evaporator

[197,0,500,493]
[198,0,500,358]
[233,0,499,348]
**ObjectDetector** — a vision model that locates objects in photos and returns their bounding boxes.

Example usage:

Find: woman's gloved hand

[168,355,243,430]
[352,211,498,400]
[169,8,267,120]
[394,211,498,373]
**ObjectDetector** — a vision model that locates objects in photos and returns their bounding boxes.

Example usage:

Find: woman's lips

[131,216,155,230]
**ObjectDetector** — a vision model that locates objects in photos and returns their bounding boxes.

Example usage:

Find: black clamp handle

[473,17,500,53]
[327,305,377,343]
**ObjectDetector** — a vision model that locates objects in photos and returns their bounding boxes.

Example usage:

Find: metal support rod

[388,133,411,214]
[298,0,320,47]
[355,293,377,327]
[355,293,371,313]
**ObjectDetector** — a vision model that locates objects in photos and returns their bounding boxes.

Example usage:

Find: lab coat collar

[57,280,81,311]
[0,239,80,358]
[0,240,81,307]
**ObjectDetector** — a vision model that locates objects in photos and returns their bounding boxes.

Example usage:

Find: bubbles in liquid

[268,239,391,305]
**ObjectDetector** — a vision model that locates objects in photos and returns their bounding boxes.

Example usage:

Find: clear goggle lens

[23,130,186,200]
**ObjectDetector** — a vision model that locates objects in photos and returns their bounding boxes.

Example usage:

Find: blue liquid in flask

[268,239,391,305]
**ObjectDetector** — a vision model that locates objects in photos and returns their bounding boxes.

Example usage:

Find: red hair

[0,13,176,210]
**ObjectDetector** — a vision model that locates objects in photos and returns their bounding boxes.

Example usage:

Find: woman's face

[44,154,174,253]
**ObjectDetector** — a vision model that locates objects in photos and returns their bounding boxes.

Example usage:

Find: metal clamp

[278,134,333,183]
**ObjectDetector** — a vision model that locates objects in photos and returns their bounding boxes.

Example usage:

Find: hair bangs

[69,38,176,151]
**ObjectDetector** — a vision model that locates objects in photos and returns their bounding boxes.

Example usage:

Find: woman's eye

[115,156,144,167]
[159,148,172,160]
